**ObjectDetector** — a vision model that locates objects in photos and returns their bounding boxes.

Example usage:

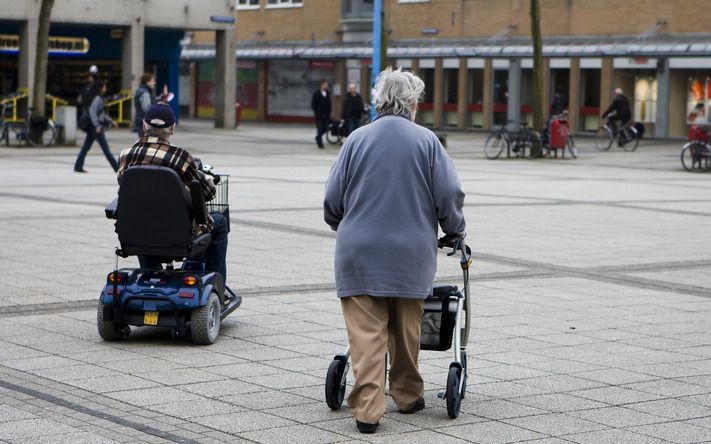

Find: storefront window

[686,77,710,125]
[493,70,508,126]
[467,69,484,128]
[634,76,657,123]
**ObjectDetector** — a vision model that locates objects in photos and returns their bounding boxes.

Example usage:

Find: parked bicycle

[594,117,639,152]
[484,120,542,159]
[0,102,56,147]
[680,129,711,172]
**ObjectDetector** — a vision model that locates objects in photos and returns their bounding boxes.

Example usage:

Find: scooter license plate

[144,311,159,326]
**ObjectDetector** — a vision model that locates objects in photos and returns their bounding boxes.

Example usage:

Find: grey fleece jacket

[88,95,112,129]
[324,114,466,299]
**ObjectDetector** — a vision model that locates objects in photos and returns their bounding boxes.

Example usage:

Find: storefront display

[634,77,657,123]
[686,77,710,125]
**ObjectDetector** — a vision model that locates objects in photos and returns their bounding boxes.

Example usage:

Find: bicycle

[541,114,577,159]
[594,118,638,152]
[484,120,542,160]
[0,102,57,147]
[680,137,711,173]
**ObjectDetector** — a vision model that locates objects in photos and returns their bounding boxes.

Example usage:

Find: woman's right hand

[95,126,102,134]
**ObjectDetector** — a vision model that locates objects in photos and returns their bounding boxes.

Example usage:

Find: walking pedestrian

[74,82,118,173]
[341,83,365,136]
[323,67,466,434]
[311,79,331,148]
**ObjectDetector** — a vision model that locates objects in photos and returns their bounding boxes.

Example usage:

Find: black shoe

[398,397,425,414]
[356,420,379,434]
[74,169,87,173]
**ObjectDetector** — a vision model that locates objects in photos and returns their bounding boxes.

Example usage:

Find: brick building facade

[183,0,711,137]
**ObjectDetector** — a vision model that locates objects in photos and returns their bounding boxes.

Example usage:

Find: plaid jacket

[117,136,217,229]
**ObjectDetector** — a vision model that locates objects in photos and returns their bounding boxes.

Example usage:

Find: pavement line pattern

[0,375,201,444]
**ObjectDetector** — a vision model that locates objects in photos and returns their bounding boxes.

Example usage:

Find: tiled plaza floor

[0,121,710,443]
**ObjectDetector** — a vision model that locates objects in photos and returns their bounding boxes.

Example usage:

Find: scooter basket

[206,175,230,232]
[420,285,460,351]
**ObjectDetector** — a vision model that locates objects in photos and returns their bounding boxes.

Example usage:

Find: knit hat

[144,104,175,128]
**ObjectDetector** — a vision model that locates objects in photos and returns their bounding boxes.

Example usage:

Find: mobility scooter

[99,165,241,345]
[325,233,472,418]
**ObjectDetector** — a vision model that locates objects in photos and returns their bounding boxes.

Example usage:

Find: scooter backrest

[116,166,193,253]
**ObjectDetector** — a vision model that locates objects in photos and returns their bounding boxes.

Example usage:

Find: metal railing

[0,88,69,122]
[105,90,133,126]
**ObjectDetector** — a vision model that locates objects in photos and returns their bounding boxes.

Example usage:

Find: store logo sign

[0,34,90,54]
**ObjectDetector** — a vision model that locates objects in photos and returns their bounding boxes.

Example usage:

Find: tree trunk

[31,0,55,119]
[530,0,544,137]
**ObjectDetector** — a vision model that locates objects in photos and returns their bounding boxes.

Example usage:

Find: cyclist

[601,88,631,136]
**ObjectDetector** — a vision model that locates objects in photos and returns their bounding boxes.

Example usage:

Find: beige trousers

[340,295,425,424]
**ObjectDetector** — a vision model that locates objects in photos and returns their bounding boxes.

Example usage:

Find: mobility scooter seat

[114,166,212,261]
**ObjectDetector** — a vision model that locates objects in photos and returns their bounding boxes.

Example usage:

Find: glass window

[420,68,435,103]
[443,69,458,104]
[238,0,259,8]
[467,69,483,104]
[267,0,303,6]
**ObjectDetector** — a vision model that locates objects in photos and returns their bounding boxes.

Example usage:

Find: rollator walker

[325,233,472,418]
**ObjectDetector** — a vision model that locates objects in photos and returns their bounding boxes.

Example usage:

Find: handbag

[78,111,92,132]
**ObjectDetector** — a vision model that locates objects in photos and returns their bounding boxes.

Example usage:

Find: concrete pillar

[18,19,38,93]
[257,61,267,121]
[121,21,144,94]
[507,59,521,124]
[457,58,467,129]
[410,59,420,76]
[482,59,493,130]
[600,57,614,113]
[542,58,551,118]
[335,60,347,121]
[568,58,580,134]
[214,28,236,129]
[189,62,197,118]
[655,58,670,138]
[433,59,443,129]
[360,63,370,103]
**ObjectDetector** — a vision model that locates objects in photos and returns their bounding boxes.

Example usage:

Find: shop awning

[181,33,711,60]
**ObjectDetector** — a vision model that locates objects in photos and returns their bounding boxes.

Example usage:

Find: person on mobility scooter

[99,104,241,344]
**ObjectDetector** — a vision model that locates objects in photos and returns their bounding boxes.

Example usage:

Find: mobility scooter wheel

[446,365,462,419]
[191,293,221,345]
[325,356,348,410]
[96,302,129,341]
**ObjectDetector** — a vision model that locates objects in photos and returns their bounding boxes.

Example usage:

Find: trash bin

[54,106,77,145]
[550,117,569,149]
[235,102,242,128]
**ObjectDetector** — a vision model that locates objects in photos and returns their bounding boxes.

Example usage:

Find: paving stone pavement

[0,120,710,443]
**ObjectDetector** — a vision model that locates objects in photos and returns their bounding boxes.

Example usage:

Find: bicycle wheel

[484,133,506,159]
[526,131,543,159]
[621,125,639,152]
[325,125,339,145]
[567,135,578,158]
[594,126,613,151]
[27,120,56,147]
[681,142,711,172]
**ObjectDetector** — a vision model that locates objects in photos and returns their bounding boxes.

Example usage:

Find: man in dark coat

[602,88,632,134]
[311,80,332,149]
[550,86,568,116]
[341,83,365,136]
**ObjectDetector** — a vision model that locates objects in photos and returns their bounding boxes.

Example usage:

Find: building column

[655,58,670,138]
[335,60,347,120]
[121,21,144,94]
[215,28,236,129]
[507,58,521,124]
[542,58,551,118]
[599,57,614,114]
[568,58,580,134]
[482,59,493,130]
[457,58,467,129]
[257,60,268,121]
[18,19,38,93]
[410,59,420,76]
[433,58,443,129]
[360,62,370,104]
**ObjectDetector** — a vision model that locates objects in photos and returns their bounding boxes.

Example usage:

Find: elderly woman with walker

[323,67,466,433]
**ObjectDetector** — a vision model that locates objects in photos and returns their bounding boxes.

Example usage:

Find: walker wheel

[446,364,462,418]
[325,358,347,410]
[461,352,468,400]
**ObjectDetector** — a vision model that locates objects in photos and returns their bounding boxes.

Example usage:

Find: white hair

[143,122,175,139]
[615,88,623,95]
[374,67,425,120]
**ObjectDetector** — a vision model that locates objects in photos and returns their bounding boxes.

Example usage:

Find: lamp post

[370,0,382,122]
